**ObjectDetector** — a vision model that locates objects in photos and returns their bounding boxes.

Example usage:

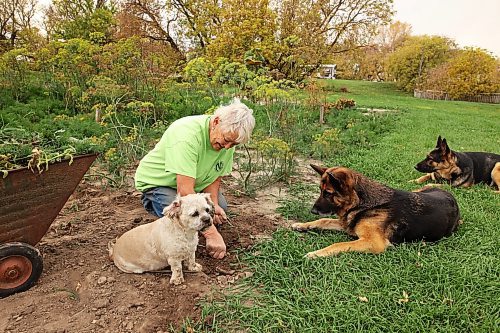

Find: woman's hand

[213,204,227,225]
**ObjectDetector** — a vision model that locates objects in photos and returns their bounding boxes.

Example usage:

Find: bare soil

[0,177,291,333]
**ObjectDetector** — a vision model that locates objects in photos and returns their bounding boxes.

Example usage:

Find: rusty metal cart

[0,154,98,298]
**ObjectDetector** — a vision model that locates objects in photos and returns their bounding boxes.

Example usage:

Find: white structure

[316,64,336,79]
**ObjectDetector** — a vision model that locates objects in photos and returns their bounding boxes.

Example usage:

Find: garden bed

[0,178,287,332]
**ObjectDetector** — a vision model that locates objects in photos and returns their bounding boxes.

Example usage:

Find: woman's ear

[212,116,221,126]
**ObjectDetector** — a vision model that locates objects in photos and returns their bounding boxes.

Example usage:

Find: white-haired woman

[135,98,256,259]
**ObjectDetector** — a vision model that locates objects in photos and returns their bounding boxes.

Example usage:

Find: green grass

[197,80,500,332]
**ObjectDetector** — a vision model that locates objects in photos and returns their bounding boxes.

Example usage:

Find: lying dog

[292,165,461,258]
[414,136,500,192]
[108,193,214,285]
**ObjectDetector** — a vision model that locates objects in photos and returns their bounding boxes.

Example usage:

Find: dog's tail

[107,237,118,261]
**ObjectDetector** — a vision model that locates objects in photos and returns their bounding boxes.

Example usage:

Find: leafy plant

[331,98,356,110]
[233,137,295,195]
[313,128,343,158]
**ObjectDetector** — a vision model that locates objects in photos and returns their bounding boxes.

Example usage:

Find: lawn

[198,80,500,332]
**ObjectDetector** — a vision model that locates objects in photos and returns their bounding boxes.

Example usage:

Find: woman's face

[210,117,239,151]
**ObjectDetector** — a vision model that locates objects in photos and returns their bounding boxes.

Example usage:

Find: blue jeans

[141,186,228,217]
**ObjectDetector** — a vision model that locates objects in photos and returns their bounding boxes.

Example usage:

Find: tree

[0,0,37,52]
[117,0,183,57]
[205,0,276,63]
[114,0,392,80]
[270,0,393,79]
[423,48,499,99]
[45,0,116,43]
[376,21,412,52]
[332,21,412,81]
[386,35,455,92]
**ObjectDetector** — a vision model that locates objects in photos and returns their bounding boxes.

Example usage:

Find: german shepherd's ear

[439,137,451,156]
[310,164,326,176]
[326,171,344,192]
[435,135,443,148]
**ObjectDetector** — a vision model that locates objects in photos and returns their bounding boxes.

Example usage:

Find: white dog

[108,193,214,285]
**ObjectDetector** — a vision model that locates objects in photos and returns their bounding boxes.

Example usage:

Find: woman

[135,98,256,259]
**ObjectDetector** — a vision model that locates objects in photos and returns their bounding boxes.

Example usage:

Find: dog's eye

[191,211,199,217]
[323,190,334,197]
[205,208,210,213]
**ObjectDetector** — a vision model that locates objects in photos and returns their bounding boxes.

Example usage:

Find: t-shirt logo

[215,161,224,172]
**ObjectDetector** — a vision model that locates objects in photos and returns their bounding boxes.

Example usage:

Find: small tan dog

[108,193,214,285]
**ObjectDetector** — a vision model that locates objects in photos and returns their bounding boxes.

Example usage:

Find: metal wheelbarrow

[0,154,98,298]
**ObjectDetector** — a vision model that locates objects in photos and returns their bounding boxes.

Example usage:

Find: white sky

[393,0,500,57]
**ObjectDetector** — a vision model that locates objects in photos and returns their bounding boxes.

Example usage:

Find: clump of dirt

[0,179,290,333]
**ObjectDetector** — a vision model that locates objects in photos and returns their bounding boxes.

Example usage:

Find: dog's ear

[439,138,451,156]
[326,171,344,192]
[203,193,215,216]
[435,135,442,148]
[163,195,181,218]
[203,193,213,205]
[310,164,326,176]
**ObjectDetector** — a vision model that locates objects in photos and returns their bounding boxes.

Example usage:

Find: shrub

[313,128,343,158]
[331,98,356,110]
[386,35,454,92]
[423,48,499,99]
[183,57,214,85]
[212,59,255,89]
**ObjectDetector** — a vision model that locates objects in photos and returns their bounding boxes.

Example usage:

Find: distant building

[316,64,336,79]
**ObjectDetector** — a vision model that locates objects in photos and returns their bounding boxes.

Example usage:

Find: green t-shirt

[134,115,234,192]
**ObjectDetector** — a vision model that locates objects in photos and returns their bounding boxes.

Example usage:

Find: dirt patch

[0,179,290,333]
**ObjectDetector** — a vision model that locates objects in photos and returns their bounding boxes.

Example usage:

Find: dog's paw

[291,222,308,231]
[169,275,185,285]
[304,251,320,259]
[186,263,203,272]
[408,178,421,184]
[305,250,337,259]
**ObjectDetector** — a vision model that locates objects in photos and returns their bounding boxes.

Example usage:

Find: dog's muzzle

[311,206,334,216]
[415,162,432,173]
[199,215,213,232]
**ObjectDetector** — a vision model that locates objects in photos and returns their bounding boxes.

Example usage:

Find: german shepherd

[292,165,460,258]
[414,136,500,192]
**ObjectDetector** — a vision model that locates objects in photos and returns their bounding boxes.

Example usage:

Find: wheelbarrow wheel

[0,242,43,298]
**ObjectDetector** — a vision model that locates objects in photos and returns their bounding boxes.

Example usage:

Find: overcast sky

[393,0,500,56]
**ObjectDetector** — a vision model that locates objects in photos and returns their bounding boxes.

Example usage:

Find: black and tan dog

[414,136,500,192]
[292,165,461,258]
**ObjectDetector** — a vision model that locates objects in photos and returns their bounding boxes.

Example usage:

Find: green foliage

[331,97,356,110]
[183,57,214,85]
[423,47,500,99]
[252,82,291,103]
[233,137,295,195]
[0,48,32,100]
[48,1,116,42]
[98,38,144,86]
[83,75,129,108]
[0,103,106,173]
[195,80,500,333]
[37,39,100,111]
[205,0,277,64]
[212,59,256,89]
[313,128,343,158]
[386,35,455,92]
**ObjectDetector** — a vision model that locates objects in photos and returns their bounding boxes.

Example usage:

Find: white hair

[214,98,255,144]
